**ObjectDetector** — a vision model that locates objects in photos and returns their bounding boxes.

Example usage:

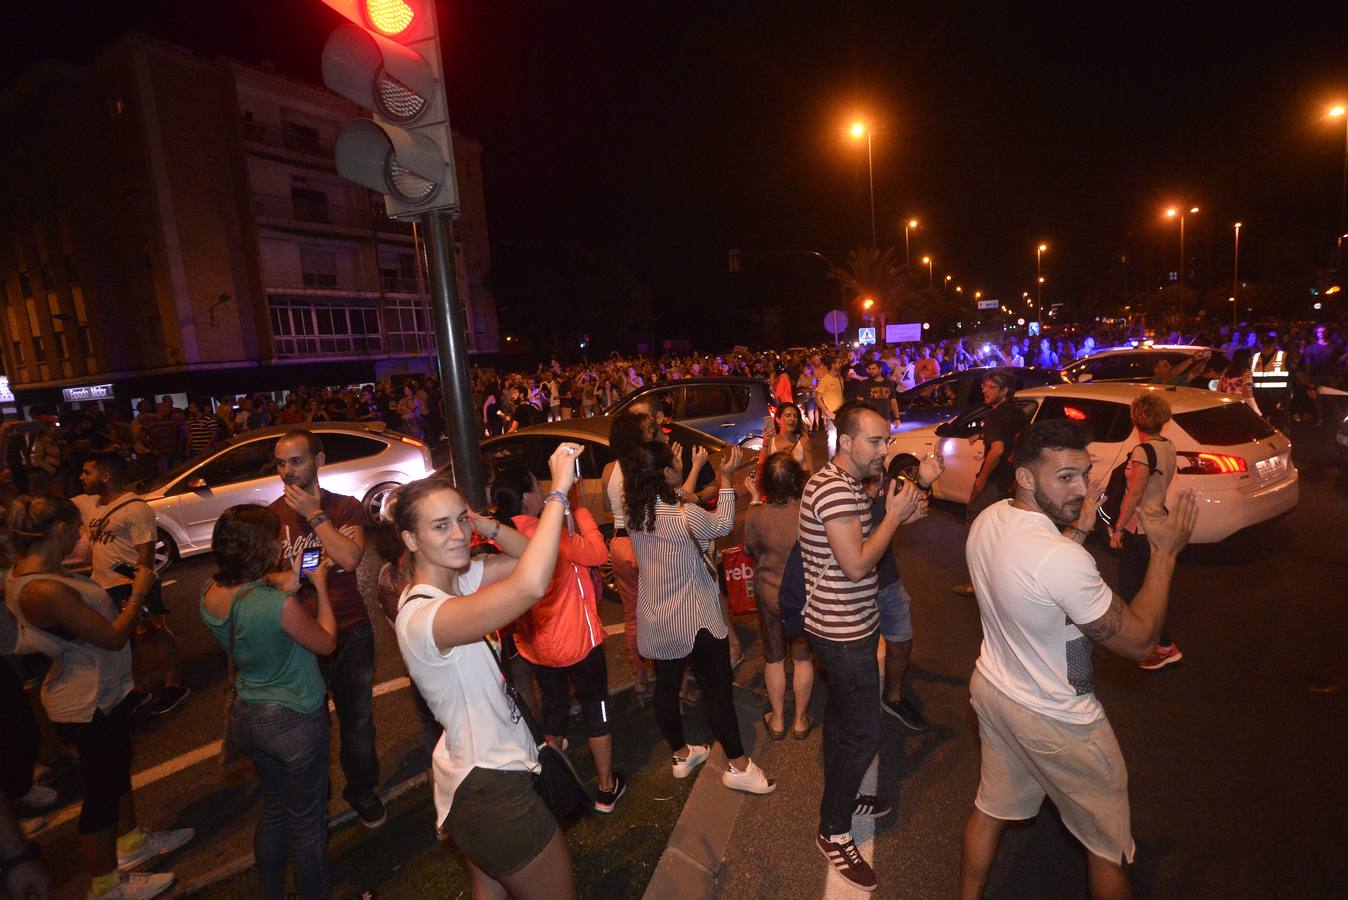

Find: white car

[886,383,1298,544]
[137,422,433,570]
[1061,344,1231,385]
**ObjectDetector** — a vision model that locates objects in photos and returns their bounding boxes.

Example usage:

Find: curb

[641,683,769,900]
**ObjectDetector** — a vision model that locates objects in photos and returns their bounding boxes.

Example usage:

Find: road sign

[858,327,876,345]
[977,299,998,310]
[823,309,848,335]
[884,322,922,343]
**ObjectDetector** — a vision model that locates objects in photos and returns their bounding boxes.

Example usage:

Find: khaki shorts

[970,670,1135,864]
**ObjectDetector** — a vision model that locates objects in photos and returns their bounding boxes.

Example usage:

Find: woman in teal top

[200,505,336,900]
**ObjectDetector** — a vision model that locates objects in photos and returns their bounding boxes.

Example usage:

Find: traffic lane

[720,452,1347,898]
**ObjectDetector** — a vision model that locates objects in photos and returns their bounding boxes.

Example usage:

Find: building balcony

[252,193,414,237]
[264,268,426,296]
[240,120,337,167]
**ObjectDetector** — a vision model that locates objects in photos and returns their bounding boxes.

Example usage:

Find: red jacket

[511,507,609,668]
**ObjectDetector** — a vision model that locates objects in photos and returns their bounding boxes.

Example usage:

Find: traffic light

[319,0,459,218]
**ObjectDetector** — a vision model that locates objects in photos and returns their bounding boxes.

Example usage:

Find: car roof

[1017,382,1239,413]
[1071,345,1214,360]
[898,366,1063,394]
[221,421,398,447]
[482,416,729,447]
[629,377,763,388]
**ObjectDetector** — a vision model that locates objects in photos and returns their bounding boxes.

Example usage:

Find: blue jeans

[807,630,882,837]
[233,702,331,900]
[321,620,380,799]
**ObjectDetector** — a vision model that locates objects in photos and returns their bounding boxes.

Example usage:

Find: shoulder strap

[482,633,547,747]
[90,497,151,545]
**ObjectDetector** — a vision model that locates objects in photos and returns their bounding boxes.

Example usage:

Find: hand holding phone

[299,547,322,579]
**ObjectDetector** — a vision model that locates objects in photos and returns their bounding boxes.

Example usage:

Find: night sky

[5,2,1347,342]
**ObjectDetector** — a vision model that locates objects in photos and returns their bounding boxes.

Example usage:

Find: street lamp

[944,273,951,297]
[921,255,933,290]
[1328,105,1347,273]
[849,120,877,249]
[1036,243,1048,307]
[904,219,919,269]
[1232,222,1242,327]
[1165,205,1200,321]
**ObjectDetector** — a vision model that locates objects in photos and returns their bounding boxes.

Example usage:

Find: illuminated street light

[1232,222,1243,327]
[862,297,875,310]
[848,120,877,248]
[922,255,933,290]
[1165,205,1199,320]
[943,273,952,297]
[904,218,919,269]
[1036,242,1048,307]
[1327,104,1347,273]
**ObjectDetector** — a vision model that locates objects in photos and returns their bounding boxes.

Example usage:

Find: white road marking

[161,580,177,588]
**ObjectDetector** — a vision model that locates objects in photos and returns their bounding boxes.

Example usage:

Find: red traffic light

[364,0,415,37]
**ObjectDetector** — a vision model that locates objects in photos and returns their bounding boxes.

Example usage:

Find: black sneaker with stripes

[851,794,893,819]
[816,831,877,892]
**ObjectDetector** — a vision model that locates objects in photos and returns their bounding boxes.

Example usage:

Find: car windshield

[1174,402,1276,446]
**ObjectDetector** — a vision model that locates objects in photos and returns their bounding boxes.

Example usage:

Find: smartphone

[111,561,139,579]
[299,547,321,578]
[574,456,582,482]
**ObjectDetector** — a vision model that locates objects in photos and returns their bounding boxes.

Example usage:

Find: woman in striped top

[624,441,775,794]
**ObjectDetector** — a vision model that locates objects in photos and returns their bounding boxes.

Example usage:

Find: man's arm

[821,480,918,582]
[971,440,1005,498]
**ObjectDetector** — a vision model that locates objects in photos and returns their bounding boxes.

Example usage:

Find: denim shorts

[446,767,556,879]
[875,579,913,642]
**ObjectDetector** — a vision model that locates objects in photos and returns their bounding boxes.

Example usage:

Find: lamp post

[944,274,951,297]
[849,121,877,249]
[1036,243,1048,308]
[922,256,933,291]
[1165,205,1199,321]
[904,219,918,269]
[1232,222,1242,327]
[1329,105,1347,274]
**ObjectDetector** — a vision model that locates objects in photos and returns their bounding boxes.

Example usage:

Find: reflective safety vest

[1251,350,1289,390]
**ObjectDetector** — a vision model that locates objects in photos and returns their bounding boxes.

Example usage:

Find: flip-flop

[763,711,787,741]
[952,584,976,597]
[791,713,815,740]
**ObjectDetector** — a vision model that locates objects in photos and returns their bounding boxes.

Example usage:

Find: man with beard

[268,431,383,827]
[958,419,1197,899]
[801,404,921,892]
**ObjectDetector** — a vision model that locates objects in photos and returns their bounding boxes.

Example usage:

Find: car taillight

[1176,451,1247,475]
[396,434,427,449]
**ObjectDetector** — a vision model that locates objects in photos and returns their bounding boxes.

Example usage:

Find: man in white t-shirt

[959,419,1196,900]
[73,451,188,716]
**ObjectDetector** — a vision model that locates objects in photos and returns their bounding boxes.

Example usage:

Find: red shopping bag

[721,546,757,615]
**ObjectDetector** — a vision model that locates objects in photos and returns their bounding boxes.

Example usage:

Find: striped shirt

[627,488,735,659]
[799,462,879,641]
[185,415,218,456]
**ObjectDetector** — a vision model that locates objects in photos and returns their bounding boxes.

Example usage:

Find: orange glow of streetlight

[1037,243,1048,253]
[1329,105,1346,118]
[908,218,919,229]
[974,291,982,300]
[849,120,867,140]
[862,297,874,310]
[1166,207,1178,218]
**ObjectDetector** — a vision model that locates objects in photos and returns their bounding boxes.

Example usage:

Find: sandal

[952,583,975,597]
[791,714,816,740]
[763,711,787,741]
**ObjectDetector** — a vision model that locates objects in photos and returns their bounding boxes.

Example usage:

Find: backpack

[778,541,807,638]
[1099,442,1158,530]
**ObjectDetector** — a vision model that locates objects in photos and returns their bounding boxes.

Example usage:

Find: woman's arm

[281,561,339,655]
[685,446,741,540]
[430,443,582,650]
[19,567,153,652]
[560,507,609,567]
[469,513,529,558]
[1112,455,1151,543]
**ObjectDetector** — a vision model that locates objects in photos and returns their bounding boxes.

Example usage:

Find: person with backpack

[1109,392,1181,670]
[490,466,625,813]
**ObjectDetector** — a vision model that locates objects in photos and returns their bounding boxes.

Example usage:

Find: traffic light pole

[423,210,486,508]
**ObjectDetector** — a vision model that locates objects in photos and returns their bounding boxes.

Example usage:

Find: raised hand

[690,445,710,472]
[885,477,920,523]
[917,452,945,487]
[1145,490,1199,555]
[546,442,585,494]
[716,445,742,478]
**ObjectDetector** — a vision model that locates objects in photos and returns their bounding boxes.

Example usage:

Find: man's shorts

[875,579,913,643]
[969,669,1135,864]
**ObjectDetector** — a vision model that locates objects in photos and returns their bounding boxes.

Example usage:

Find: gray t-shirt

[1126,437,1176,534]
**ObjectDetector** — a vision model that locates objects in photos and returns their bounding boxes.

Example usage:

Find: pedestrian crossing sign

[858,327,876,344]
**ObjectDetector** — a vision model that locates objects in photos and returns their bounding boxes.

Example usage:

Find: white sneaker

[19,784,59,809]
[671,744,710,779]
[116,828,195,871]
[87,871,176,900]
[722,759,776,795]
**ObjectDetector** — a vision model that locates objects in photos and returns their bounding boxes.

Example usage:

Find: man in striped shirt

[801,403,921,892]
[184,400,221,458]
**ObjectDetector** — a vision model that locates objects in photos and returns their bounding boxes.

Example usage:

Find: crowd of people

[0,311,1342,898]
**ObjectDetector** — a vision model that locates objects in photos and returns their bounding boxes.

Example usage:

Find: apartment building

[0,33,497,413]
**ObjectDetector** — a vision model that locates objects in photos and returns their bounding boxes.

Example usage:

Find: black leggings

[653,629,744,759]
[54,694,135,834]
[0,658,39,801]
[531,645,610,739]
[1118,530,1173,646]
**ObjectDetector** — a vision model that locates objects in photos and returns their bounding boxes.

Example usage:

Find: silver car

[138,422,433,570]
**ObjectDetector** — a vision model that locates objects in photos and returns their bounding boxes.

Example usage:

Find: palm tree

[827,247,907,326]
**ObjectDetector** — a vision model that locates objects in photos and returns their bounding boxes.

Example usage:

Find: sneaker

[880,696,929,732]
[816,831,877,892]
[851,794,893,819]
[671,744,710,779]
[125,688,157,714]
[18,784,59,810]
[594,772,627,813]
[117,828,194,871]
[347,790,387,829]
[148,685,190,716]
[722,759,776,795]
[89,871,176,900]
[1139,643,1183,671]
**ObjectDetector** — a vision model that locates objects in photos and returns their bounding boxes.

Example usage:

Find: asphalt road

[716,421,1348,898]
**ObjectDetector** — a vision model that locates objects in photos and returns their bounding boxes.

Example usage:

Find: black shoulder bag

[483,634,592,823]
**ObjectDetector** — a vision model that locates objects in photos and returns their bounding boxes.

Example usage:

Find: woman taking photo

[624,441,775,795]
[199,505,337,899]
[744,453,816,741]
[760,402,814,474]
[5,495,192,900]
[602,411,656,705]
[490,465,624,813]
[392,443,583,899]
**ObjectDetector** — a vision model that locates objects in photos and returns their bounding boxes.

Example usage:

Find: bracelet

[1064,526,1088,539]
[486,521,501,541]
[543,490,570,509]
[307,512,328,528]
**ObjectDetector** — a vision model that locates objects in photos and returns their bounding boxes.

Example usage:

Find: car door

[679,385,740,441]
[170,436,283,550]
[1032,396,1133,482]
[527,434,608,525]
[935,398,1042,502]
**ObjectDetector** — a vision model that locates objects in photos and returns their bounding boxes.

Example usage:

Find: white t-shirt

[606,462,627,531]
[967,500,1113,724]
[394,562,539,826]
[73,492,155,589]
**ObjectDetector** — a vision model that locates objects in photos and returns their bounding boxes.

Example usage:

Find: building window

[385,298,433,353]
[63,254,78,284]
[53,330,69,359]
[291,186,330,224]
[379,252,419,292]
[18,273,31,297]
[299,246,338,289]
[11,341,22,365]
[31,337,45,363]
[280,120,323,155]
[269,297,382,357]
[78,326,92,355]
[40,262,55,292]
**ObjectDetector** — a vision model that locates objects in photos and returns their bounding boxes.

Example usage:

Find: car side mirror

[187,477,208,490]
[934,422,952,437]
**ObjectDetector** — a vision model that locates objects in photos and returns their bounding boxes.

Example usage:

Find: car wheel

[155,529,179,574]
[363,481,402,523]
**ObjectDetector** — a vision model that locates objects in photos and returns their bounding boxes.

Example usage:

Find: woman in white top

[5,495,192,900]
[391,443,582,900]
[759,402,814,476]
